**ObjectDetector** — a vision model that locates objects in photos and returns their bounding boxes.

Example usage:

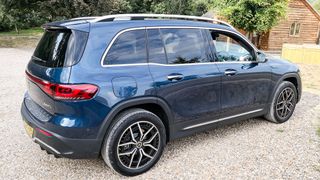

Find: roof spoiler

[42,20,90,32]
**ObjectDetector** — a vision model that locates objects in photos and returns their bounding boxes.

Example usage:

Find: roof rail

[90,14,235,29]
[71,16,100,21]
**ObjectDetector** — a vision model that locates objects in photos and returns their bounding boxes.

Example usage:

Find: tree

[124,0,211,15]
[0,1,11,31]
[1,0,45,32]
[163,0,193,14]
[0,0,212,32]
[125,0,156,13]
[216,0,289,47]
[38,0,130,21]
[312,0,320,12]
[191,0,214,16]
[156,0,211,15]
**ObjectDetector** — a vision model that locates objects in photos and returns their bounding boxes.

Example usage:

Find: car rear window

[32,29,88,67]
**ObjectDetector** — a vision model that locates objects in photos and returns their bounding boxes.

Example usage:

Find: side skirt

[183,109,263,130]
[170,108,267,140]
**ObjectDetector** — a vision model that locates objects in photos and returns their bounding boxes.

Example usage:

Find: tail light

[26,71,98,100]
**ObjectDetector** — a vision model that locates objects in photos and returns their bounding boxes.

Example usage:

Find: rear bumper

[21,99,102,159]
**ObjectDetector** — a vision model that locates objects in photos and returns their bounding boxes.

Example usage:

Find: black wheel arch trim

[97,96,174,148]
[272,72,302,104]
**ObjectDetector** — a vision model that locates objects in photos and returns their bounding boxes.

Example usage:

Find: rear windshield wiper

[32,56,46,63]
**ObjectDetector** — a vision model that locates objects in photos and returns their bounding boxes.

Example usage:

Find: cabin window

[290,22,301,36]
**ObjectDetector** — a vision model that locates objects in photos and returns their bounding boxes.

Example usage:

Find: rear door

[26,28,88,114]
[147,28,221,130]
[206,29,272,118]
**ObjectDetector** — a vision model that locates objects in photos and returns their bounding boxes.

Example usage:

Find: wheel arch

[272,73,302,103]
[97,97,174,148]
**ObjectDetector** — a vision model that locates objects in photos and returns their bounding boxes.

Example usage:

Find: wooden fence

[282,44,320,64]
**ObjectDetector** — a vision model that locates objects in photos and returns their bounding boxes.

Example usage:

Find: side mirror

[239,54,253,62]
[256,51,268,63]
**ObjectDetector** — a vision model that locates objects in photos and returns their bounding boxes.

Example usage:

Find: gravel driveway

[0,48,319,179]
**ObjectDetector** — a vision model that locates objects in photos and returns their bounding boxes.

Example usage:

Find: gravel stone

[0,48,319,179]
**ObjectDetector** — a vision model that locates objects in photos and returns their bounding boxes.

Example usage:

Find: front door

[206,30,272,118]
[147,28,221,128]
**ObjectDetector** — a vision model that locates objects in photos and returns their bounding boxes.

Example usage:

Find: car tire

[265,81,297,123]
[101,108,166,176]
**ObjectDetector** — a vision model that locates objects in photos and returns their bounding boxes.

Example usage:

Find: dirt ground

[299,63,320,93]
[0,48,319,179]
[0,36,41,48]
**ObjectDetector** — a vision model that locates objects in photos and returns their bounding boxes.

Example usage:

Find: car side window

[103,29,147,65]
[209,31,254,62]
[147,29,167,64]
[160,28,210,64]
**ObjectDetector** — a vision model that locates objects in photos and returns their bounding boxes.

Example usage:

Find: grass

[0,27,43,36]
[276,129,284,133]
[0,27,43,48]
[317,127,320,137]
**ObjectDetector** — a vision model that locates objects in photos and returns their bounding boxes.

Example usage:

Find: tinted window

[160,28,209,64]
[33,29,88,67]
[104,29,147,65]
[209,31,253,62]
[33,29,71,67]
[64,30,88,66]
[147,29,167,64]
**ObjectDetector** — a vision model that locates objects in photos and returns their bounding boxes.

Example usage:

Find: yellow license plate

[24,122,34,138]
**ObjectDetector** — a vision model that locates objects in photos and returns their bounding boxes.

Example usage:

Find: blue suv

[21,14,302,176]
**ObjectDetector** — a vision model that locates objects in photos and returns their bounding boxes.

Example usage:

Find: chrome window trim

[101,61,255,67]
[100,27,146,67]
[183,109,264,130]
[100,26,258,67]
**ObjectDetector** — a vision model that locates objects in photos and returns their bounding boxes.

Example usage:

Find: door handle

[224,69,237,76]
[167,73,184,81]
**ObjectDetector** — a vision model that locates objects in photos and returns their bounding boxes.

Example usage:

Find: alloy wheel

[276,87,295,119]
[117,121,160,169]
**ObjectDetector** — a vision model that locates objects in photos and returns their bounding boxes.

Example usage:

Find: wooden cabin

[260,0,320,52]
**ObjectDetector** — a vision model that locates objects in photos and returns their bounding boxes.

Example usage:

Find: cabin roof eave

[302,0,320,21]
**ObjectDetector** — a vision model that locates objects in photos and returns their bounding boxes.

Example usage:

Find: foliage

[0,0,45,32]
[217,0,289,33]
[163,0,194,15]
[125,0,158,13]
[124,0,211,15]
[312,0,320,12]
[38,0,130,21]
[0,0,212,32]
[212,0,289,46]
[191,0,214,16]
[0,1,11,31]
